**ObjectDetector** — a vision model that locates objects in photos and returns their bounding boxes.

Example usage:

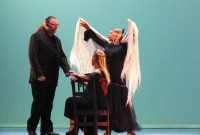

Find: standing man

[27,16,72,135]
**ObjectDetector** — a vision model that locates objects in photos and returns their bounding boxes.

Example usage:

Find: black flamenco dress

[84,29,141,132]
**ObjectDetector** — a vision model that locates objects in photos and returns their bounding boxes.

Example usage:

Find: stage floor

[0,128,200,135]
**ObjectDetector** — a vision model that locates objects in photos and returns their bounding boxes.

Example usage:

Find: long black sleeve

[84,29,109,48]
[29,34,43,77]
[59,45,71,75]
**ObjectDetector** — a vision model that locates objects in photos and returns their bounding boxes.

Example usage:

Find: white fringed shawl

[70,18,106,74]
[70,18,141,105]
[121,19,141,106]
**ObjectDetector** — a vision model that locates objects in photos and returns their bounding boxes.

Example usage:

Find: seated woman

[64,49,110,135]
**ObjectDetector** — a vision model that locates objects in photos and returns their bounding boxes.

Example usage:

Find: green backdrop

[0,0,200,129]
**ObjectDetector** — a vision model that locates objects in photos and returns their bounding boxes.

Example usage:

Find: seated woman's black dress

[64,71,109,134]
[84,29,141,132]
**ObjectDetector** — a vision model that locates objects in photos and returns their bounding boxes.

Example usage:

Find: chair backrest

[71,78,98,124]
[71,78,110,135]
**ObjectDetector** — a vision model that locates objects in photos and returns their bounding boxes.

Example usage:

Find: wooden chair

[71,78,110,135]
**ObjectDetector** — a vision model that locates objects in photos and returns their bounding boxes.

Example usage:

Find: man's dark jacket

[29,28,71,86]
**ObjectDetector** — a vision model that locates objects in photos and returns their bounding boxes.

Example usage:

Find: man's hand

[37,75,46,81]
[66,70,74,76]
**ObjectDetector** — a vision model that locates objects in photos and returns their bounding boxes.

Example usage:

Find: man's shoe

[131,131,136,135]
[40,132,59,135]
[27,130,37,135]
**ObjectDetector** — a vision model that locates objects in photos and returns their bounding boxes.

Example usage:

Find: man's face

[47,18,59,34]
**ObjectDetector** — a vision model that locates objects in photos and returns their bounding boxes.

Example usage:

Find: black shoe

[40,132,59,135]
[66,128,77,135]
[27,130,37,135]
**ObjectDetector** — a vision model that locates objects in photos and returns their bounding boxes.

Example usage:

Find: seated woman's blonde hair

[94,49,110,84]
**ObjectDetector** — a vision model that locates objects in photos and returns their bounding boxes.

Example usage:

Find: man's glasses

[48,23,59,27]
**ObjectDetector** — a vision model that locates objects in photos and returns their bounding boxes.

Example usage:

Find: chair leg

[70,125,78,135]
[83,116,86,135]
[94,126,98,135]
[105,129,111,135]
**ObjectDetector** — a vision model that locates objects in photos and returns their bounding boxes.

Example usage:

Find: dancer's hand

[71,75,78,81]
[70,71,79,81]
[80,20,90,30]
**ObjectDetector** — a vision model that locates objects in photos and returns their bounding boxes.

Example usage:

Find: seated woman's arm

[71,69,101,81]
